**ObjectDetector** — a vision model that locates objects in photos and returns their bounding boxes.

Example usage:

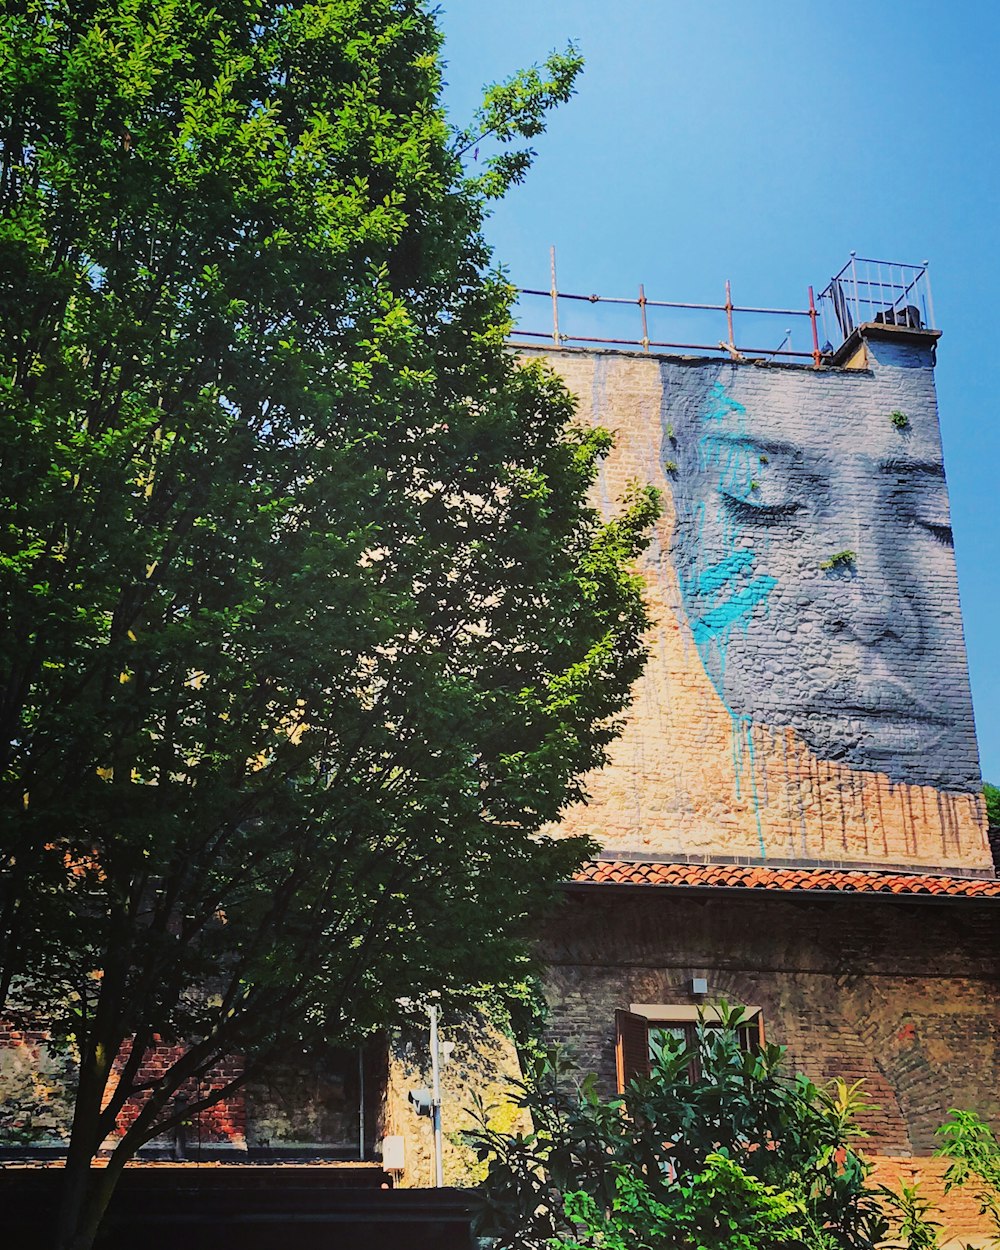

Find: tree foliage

[983,782,1000,830]
[0,1,657,1243]
[469,1011,1000,1249]
[938,1109,1000,1240]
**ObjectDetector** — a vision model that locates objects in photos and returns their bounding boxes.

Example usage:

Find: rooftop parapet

[510,250,938,366]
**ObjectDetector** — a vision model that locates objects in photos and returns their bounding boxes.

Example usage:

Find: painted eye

[720,492,803,526]
[918,520,953,547]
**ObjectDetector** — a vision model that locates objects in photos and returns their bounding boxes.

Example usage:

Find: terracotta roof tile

[571,860,1000,899]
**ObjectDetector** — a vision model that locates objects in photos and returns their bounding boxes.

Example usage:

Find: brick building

[512,288,1000,1243]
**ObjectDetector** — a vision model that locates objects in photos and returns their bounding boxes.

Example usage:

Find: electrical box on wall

[690,977,708,995]
[381,1135,405,1171]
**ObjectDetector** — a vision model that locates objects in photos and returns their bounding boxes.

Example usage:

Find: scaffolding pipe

[923,260,935,329]
[520,288,812,317]
[808,285,821,368]
[516,255,934,361]
[724,280,736,358]
[850,251,860,328]
[639,283,649,351]
[549,246,560,345]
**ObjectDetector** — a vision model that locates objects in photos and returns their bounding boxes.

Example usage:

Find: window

[615,1005,764,1093]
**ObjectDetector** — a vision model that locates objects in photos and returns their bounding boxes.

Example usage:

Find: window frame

[615,1004,764,1092]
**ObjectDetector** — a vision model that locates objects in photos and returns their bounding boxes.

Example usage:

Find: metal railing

[815,253,935,351]
[509,249,936,367]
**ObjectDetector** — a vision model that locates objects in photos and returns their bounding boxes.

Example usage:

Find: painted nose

[823,536,921,651]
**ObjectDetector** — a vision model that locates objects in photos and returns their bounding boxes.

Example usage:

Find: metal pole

[639,283,649,351]
[358,1045,365,1161]
[725,280,736,357]
[922,260,935,330]
[850,251,861,327]
[549,245,560,346]
[429,1003,444,1187]
[808,285,821,368]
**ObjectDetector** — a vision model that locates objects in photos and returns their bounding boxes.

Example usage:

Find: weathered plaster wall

[523,343,991,872]
[0,1026,74,1146]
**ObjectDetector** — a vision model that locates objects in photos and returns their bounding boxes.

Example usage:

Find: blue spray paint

[690,575,778,646]
[678,381,775,855]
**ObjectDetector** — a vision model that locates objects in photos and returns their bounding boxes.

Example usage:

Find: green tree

[0,2,657,1245]
[468,1007,891,1250]
[983,783,1000,830]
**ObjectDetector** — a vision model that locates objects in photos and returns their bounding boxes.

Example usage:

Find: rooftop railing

[509,250,936,366]
[815,254,935,352]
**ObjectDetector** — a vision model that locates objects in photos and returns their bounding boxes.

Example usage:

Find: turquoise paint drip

[744,718,767,857]
[687,381,771,857]
[726,714,767,856]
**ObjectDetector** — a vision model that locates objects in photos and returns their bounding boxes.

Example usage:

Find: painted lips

[796,679,948,756]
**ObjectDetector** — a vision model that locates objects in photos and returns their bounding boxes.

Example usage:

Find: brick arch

[739,977,913,1154]
[848,1000,973,1154]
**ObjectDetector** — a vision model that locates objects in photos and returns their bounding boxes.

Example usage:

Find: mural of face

[663,360,980,791]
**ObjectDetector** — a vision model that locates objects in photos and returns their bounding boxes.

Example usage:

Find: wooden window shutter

[614,1009,650,1093]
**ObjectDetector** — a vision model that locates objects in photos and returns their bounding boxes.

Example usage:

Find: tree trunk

[55,1053,113,1250]
[55,968,124,1250]
[56,1147,131,1250]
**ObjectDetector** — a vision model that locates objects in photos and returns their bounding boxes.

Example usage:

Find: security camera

[408,1087,434,1117]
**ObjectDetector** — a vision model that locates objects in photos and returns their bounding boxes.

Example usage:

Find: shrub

[467,1004,890,1249]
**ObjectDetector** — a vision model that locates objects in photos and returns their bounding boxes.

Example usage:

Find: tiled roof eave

[567,860,1000,901]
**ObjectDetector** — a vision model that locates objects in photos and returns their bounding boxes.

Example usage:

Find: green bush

[467,1004,890,1249]
[938,1108,1000,1239]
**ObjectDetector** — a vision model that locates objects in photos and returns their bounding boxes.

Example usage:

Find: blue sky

[439,1,1000,784]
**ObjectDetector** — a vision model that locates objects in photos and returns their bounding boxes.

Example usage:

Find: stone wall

[244,1045,375,1154]
[522,340,992,872]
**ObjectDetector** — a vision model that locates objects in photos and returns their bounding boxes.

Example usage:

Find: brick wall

[522,342,992,873]
[538,886,1000,1237]
[0,1030,384,1156]
[541,888,999,1148]
[108,1040,247,1148]
[0,1030,248,1152]
[868,1156,995,1246]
